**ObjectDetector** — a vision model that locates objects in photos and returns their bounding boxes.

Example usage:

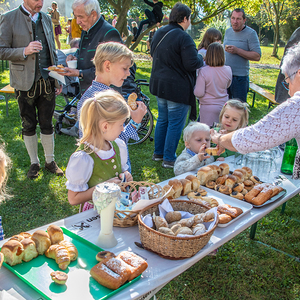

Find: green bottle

[280,138,298,175]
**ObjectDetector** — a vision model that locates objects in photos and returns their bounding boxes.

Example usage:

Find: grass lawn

[0,45,299,299]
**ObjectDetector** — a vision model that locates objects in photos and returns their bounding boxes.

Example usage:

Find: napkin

[49,71,66,85]
[0,291,18,300]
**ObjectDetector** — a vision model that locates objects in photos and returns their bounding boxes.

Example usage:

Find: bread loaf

[127,92,138,110]
[219,163,230,175]
[31,230,51,255]
[9,235,24,242]
[162,184,175,199]
[21,238,39,262]
[0,252,4,269]
[197,166,214,185]
[179,179,192,195]
[185,175,200,191]
[0,240,24,266]
[47,225,64,245]
[232,170,244,183]
[168,179,182,198]
[165,211,181,223]
[158,227,175,236]
[241,166,252,179]
[224,175,237,188]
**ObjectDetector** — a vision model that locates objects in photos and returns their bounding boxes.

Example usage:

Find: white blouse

[65,138,128,192]
[232,91,300,153]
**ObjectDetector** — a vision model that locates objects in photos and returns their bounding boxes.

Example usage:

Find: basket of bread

[137,199,218,259]
[114,181,166,227]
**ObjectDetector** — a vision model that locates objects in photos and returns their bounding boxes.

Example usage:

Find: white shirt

[65,138,128,192]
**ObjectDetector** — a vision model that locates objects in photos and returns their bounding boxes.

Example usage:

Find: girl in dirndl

[50,1,62,49]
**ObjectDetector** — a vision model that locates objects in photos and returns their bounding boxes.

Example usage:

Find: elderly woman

[150,3,203,168]
[211,41,300,178]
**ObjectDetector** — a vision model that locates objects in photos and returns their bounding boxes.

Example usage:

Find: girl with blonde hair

[65,90,133,211]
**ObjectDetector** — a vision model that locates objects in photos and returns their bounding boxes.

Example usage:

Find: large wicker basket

[138,199,218,259]
[113,181,165,228]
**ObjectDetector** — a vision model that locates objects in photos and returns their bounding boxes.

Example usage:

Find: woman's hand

[210,129,226,155]
[123,171,133,182]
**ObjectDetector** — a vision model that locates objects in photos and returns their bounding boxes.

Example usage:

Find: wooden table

[0,156,299,300]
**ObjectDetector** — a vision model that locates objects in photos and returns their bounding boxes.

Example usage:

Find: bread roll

[0,240,24,266]
[175,226,193,236]
[90,262,123,290]
[31,230,51,255]
[193,213,205,225]
[165,211,181,223]
[21,238,39,262]
[179,179,192,195]
[158,227,175,236]
[197,166,214,185]
[59,240,78,261]
[192,223,206,235]
[232,171,244,183]
[219,163,230,175]
[241,166,252,179]
[225,175,237,188]
[50,271,68,285]
[9,235,25,242]
[47,225,64,245]
[168,179,182,198]
[178,216,195,228]
[216,175,228,185]
[45,244,71,270]
[185,175,200,191]
[116,251,148,281]
[0,252,4,269]
[232,183,244,193]
[218,214,232,224]
[127,92,138,110]
[19,232,32,239]
[103,257,131,285]
[162,184,175,199]
[203,210,215,222]
[96,251,116,262]
[153,212,168,230]
[170,223,182,233]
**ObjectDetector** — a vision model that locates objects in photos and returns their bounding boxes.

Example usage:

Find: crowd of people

[0,0,299,213]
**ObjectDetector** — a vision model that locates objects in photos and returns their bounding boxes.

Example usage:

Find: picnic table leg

[249,222,257,239]
[280,202,287,214]
[251,91,256,107]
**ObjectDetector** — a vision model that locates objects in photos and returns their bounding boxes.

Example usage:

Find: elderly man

[0,0,63,179]
[224,8,261,102]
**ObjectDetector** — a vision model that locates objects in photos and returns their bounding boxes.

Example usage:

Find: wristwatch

[78,69,83,79]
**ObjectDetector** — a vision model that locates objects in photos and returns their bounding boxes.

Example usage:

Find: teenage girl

[198,28,222,65]
[50,1,61,50]
[65,90,133,211]
[194,42,232,127]
[214,99,249,159]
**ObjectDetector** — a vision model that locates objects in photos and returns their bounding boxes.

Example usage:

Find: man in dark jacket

[150,3,203,168]
[134,0,163,40]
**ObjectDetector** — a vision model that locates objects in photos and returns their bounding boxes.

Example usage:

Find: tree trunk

[272,15,280,57]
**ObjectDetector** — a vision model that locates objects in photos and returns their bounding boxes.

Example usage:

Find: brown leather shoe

[27,164,40,179]
[45,161,64,176]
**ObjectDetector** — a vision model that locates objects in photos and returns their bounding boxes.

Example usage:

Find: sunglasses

[282,70,298,91]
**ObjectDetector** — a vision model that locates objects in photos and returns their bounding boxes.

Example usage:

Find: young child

[0,145,11,202]
[194,42,232,127]
[214,99,249,159]
[174,122,215,176]
[66,90,133,211]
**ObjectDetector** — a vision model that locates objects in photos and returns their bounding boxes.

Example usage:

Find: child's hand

[216,157,225,161]
[130,101,147,125]
[197,144,210,161]
[124,171,133,182]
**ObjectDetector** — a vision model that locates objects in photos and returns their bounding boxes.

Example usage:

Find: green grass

[0,45,300,299]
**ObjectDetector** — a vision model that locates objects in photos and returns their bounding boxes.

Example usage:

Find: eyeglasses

[282,70,299,91]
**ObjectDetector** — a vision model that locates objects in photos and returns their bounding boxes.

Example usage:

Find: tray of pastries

[0,226,144,300]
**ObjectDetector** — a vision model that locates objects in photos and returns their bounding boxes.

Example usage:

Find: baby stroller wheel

[55,121,63,134]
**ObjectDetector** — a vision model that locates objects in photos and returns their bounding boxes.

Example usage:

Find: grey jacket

[0,6,58,91]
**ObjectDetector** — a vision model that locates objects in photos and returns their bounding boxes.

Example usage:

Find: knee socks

[40,133,54,164]
[23,134,39,165]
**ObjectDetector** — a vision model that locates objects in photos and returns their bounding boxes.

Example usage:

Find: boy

[174,122,214,176]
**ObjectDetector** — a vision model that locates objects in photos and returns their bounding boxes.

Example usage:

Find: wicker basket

[113,181,165,228]
[138,199,218,259]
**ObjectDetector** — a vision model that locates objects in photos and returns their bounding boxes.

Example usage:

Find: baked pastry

[187,191,203,200]
[219,163,230,175]
[178,216,195,228]
[21,238,39,262]
[192,223,206,235]
[158,227,175,236]
[96,251,116,262]
[197,166,215,185]
[230,191,244,200]
[19,232,32,239]
[271,186,284,197]
[165,211,181,223]
[116,251,148,281]
[190,198,211,208]
[243,179,254,187]
[185,175,200,191]
[201,197,219,207]
[0,240,24,266]
[225,175,237,188]
[244,183,266,202]
[31,230,51,255]
[153,212,168,230]
[168,179,183,199]
[175,226,193,236]
[232,182,244,193]
[242,166,252,179]
[250,175,261,184]
[0,252,4,269]
[244,184,254,191]
[47,225,64,245]
[59,240,78,261]
[206,180,216,189]
[50,271,68,285]
[170,223,182,233]
[163,184,175,199]
[206,165,221,179]
[203,210,215,222]
[218,185,232,195]
[232,171,244,183]
[217,204,242,218]
[45,244,71,270]
[193,213,205,225]
[9,235,25,242]
[90,262,124,290]
[196,188,207,196]
[103,257,131,285]
[241,188,248,195]
[205,147,225,156]
[179,179,192,195]
[247,185,273,206]
[216,175,228,185]
[127,92,138,110]
[234,168,247,178]
[218,214,232,224]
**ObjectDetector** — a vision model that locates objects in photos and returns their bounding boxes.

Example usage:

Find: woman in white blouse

[210,41,300,178]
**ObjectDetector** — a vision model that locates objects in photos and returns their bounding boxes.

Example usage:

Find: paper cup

[67,60,77,69]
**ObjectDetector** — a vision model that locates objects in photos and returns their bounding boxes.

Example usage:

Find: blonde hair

[219,99,249,129]
[80,90,130,150]
[0,145,11,202]
[93,42,134,73]
[183,122,210,142]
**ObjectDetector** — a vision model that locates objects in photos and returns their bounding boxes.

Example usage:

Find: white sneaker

[60,126,79,137]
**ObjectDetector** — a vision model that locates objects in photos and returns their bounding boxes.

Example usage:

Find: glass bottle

[280,138,298,175]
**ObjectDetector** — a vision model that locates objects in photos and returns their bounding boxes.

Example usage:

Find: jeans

[135,9,156,38]
[154,97,189,162]
[227,75,249,103]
